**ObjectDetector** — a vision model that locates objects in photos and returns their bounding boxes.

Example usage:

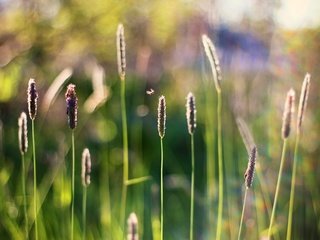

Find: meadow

[0,1,320,240]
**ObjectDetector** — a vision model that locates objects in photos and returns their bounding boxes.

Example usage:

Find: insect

[146,88,154,95]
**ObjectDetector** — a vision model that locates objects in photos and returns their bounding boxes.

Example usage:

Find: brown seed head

[27,78,38,120]
[297,73,311,133]
[186,92,196,135]
[244,146,257,188]
[157,96,166,138]
[202,34,222,92]
[65,84,78,129]
[117,24,126,80]
[81,148,91,187]
[127,212,138,240]
[18,112,28,154]
[282,89,295,139]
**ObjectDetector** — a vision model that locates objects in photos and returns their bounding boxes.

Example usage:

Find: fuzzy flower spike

[65,84,78,129]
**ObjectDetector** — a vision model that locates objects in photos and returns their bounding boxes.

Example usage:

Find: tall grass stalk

[18,112,28,239]
[267,139,287,238]
[237,189,248,240]
[117,23,128,232]
[216,91,223,240]
[81,148,91,240]
[202,34,223,239]
[190,134,195,240]
[204,86,215,234]
[120,79,129,230]
[286,73,310,240]
[238,146,256,240]
[268,88,295,239]
[71,131,75,240]
[160,138,164,240]
[186,92,196,240]
[157,95,166,240]
[28,79,38,240]
[286,136,299,240]
[32,119,38,240]
[21,153,28,238]
[82,187,87,240]
[65,83,78,240]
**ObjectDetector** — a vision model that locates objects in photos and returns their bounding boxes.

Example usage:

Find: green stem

[268,139,288,238]
[237,188,248,240]
[205,89,215,236]
[160,137,164,240]
[71,130,75,240]
[216,91,223,240]
[22,154,28,239]
[82,187,87,240]
[120,79,129,234]
[125,176,151,185]
[286,135,300,240]
[32,120,38,240]
[190,134,195,240]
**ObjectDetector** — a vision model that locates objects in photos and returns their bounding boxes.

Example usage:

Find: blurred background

[0,0,319,239]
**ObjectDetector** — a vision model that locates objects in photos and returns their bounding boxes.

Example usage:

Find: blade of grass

[216,91,224,240]
[237,188,248,240]
[190,134,195,240]
[32,119,38,240]
[268,139,288,238]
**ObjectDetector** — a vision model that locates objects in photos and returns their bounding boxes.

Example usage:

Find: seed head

[117,24,126,80]
[18,112,28,154]
[282,89,295,139]
[27,78,38,120]
[186,92,196,135]
[297,73,311,133]
[157,96,166,138]
[81,148,91,187]
[127,212,138,240]
[65,84,78,129]
[202,34,222,92]
[244,146,257,188]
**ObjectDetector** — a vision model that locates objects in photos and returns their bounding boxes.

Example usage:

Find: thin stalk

[237,188,248,240]
[32,119,38,240]
[190,134,195,240]
[82,187,87,240]
[286,135,300,240]
[160,137,164,240]
[205,88,215,236]
[120,78,129,233]
[216,91,223,240]
[268,139,288,238]
[71,130,75,240]
[21,154,28,239]
[125,176,151,185]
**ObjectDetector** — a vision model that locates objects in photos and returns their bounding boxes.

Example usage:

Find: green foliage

[0,1,320,239]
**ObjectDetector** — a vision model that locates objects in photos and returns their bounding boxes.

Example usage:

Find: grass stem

[71,130,75,240]
[82,187,87,240]
[286,135,300,240]
[32,119,38,240]
[21,153,28,239]
[268,139,288,238]
[216,91,223,240]
[190,134,195,240]
[237,188,248,240]
[160,137,164,240]
[120,78,129,235]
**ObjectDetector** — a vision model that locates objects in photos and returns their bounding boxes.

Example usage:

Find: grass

[31,119,38,240]
[0,20,317,240]
[237,188,248,240]
[286,74,311,240]
[71,130,75,240]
